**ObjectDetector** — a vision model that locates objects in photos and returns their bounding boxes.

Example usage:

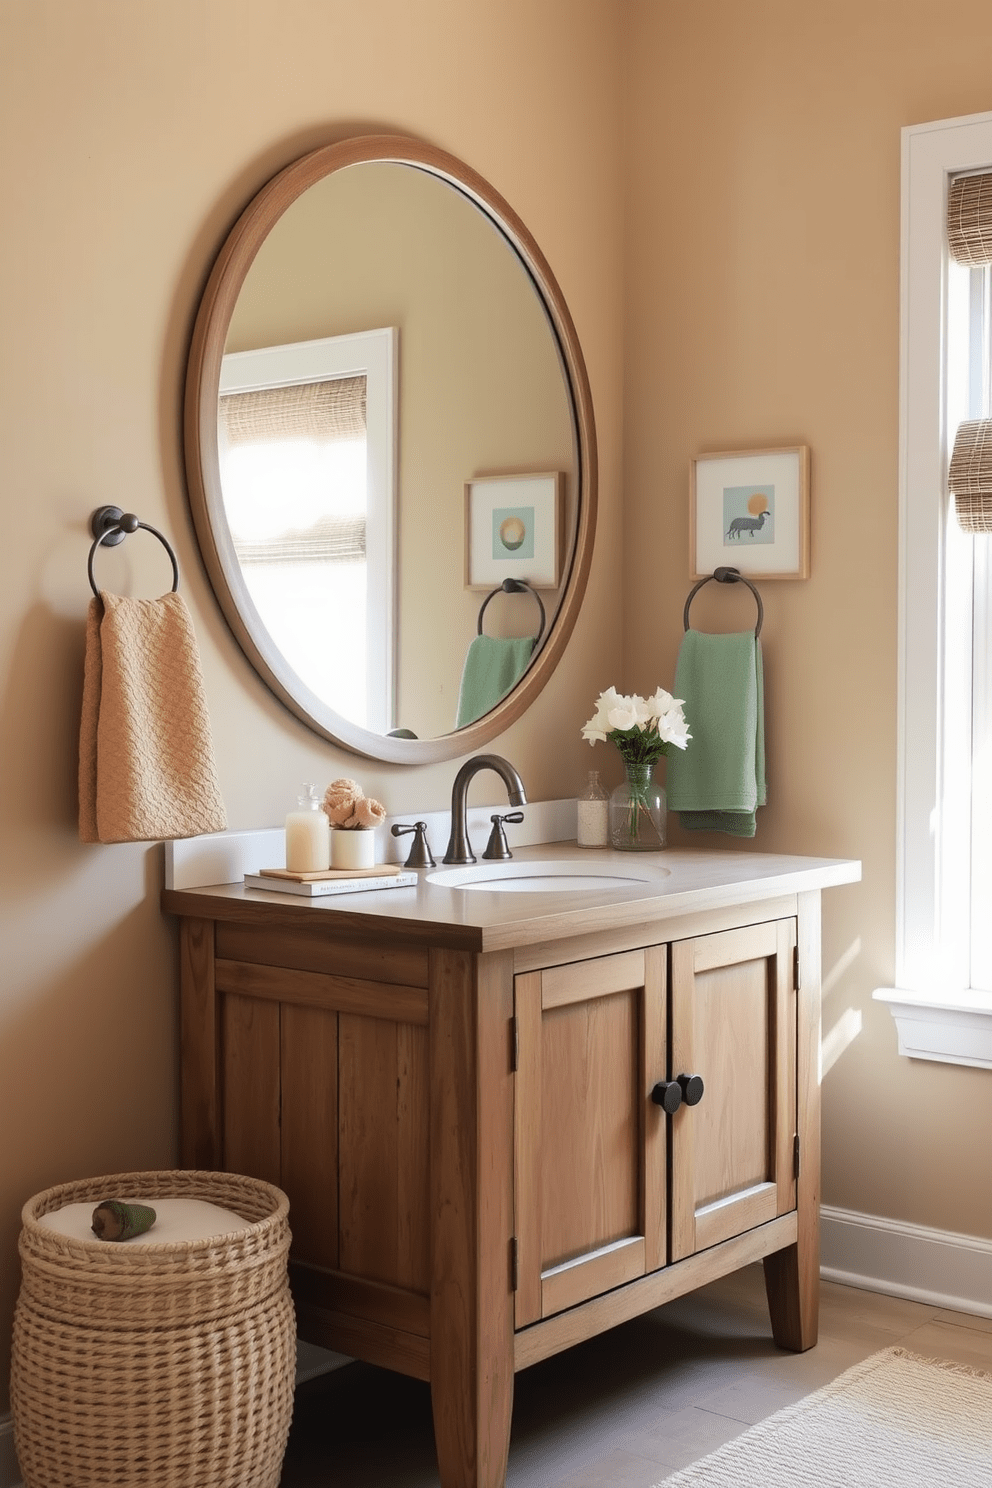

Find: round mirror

[185,135,596,763]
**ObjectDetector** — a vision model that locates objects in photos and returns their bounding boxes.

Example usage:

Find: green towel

[456,635,535,728]
[666,629,766,838]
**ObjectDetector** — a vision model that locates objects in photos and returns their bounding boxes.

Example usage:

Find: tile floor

[279,1266,992,1487]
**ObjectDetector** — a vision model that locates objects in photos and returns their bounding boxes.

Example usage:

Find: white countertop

[163,841,862,953]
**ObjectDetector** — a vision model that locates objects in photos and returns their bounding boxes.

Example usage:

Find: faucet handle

[390,821,436,869]
[482,811,524,862]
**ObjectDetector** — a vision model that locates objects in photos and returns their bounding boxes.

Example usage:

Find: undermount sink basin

[425,859,671,894]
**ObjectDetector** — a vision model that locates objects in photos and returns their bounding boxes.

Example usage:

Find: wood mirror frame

[184,134,597,764]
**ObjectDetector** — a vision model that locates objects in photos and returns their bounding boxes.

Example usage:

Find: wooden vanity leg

[429,948,515,1488]
[764,889,821,1351]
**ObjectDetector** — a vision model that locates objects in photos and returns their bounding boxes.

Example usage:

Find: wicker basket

[11,1170,296,1488]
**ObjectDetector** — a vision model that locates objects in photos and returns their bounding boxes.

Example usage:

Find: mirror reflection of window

[218,330,397,730]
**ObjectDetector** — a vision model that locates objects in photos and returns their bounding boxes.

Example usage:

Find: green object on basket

[91,1199,157,1242]
[456,635,535,728]
[666,629,766,838]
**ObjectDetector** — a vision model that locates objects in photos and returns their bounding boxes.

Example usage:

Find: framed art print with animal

[690,445,810,580]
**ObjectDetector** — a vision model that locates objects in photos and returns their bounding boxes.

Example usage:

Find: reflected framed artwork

[690,445,810,580]
[465,472,563,589]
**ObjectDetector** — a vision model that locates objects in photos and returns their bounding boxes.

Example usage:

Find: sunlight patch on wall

[821,937,862,1001]
[821,1006,863,1079]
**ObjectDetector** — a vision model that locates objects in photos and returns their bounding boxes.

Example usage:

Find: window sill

[873,987,992,1069]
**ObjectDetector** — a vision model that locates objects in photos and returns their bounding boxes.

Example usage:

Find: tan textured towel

[79,591,227,843]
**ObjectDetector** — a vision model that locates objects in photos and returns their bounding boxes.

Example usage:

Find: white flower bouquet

[582,687,691,761]
[581,687,691,848]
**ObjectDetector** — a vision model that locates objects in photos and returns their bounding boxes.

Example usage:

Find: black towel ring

[683,566,763,637]
[477,578,546,646]
[87,505,180,599]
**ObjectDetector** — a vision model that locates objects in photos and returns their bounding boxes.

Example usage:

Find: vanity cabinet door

[513,946,668,1327]
[669,919,797,1262]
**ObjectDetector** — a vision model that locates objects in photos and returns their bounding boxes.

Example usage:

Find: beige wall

[622,0,992,1238]
[0,0,624,1406]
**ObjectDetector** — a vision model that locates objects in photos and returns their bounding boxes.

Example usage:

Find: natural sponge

[322,778,385,829]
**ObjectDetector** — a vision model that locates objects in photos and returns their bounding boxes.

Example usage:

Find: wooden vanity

[164,845,859,1488]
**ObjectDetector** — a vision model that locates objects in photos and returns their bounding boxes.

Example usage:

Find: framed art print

[465,472,563,589]
[690,445,810,580]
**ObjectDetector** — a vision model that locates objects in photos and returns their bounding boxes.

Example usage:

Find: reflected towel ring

[88,505,180,599]
[683,566,763,637]
[477,578,546,646]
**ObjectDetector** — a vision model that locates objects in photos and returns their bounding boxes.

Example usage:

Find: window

[875,112,992,1068]
[218,328,397,733]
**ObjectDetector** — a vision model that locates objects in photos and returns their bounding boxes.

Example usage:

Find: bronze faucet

[442,755,527,865]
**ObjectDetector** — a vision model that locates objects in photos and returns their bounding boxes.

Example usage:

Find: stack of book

[243,865,418,898]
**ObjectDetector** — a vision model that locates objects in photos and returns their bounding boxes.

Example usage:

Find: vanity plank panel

[694,1182,779,1252]
[429,946,515,1488]
[641,944,668,1275]
[512,895,799,975]
[338,1012,431,1294]
[540,949,645,1009]
[513,971,544,1330]
[395,1021,432,1291]
[540,986,640,1269]
[774,918,799,1219]
[220,990,281,1186]
[164,886,485,951]
[541,1236,645,1319]
[691,954,772,1208]
[670,919,798,1266]
[293,1300,430,1382]
[281,1002,339,1270]
[514,1212,799,1371]
[178,917,220,1169]
[292,1263,430,1337]
[215,957,429,1024]
[764,891,821,1351]
[691,919,780,973]
[216,920,429,987]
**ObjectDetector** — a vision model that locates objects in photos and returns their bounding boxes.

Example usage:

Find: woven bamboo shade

[221,375,368,564]
[220,375,367,446]
[948,418,992,532]
[234,512,366,564]
[947,173,992,266]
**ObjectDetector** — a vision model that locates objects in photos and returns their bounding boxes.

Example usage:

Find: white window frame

[874,111,992,1069]
[219,327,398,733]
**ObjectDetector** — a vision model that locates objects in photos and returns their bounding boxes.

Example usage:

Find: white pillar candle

[285,784,330,872]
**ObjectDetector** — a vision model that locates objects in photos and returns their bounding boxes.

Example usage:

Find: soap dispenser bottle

[285,783,330,873]
[576,770,609,848]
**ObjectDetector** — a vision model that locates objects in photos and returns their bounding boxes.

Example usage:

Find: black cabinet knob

[650,1080,682,1115]
[678,1073,705,1107]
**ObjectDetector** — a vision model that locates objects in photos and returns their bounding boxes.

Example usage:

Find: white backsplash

[165,799,576,891]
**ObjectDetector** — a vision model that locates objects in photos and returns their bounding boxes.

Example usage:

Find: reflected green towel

[456,635,535,728]
[666,629,766,838]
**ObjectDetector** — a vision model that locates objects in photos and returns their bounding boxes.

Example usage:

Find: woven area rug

[654,1347,992,1486]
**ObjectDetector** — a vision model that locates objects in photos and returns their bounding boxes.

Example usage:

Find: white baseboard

[0,1414,20,1488]
[821,1204,992,1318]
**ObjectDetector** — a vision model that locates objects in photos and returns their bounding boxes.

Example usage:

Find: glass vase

[609,758,667,851]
